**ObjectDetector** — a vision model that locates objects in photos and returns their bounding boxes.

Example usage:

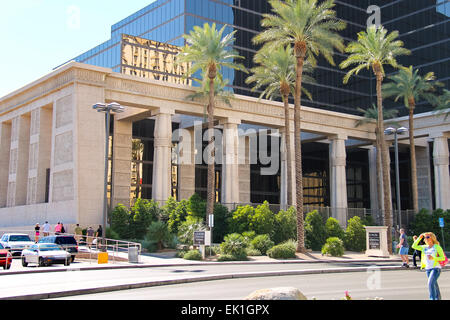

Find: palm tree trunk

[283,94,293,207]
[376,71,393,255]
[408,104,419,213]
[295,50,306,253]
[206,76,216,226]
[375,127,383,221]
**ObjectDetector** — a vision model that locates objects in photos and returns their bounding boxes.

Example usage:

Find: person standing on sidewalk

[74,224,83,244]
[396,228,409,268]
[42,221,50,237]
[412,232,446,300]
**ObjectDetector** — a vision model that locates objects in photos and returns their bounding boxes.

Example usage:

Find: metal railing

[0,230,141,264]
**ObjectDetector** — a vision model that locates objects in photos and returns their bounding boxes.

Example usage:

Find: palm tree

[340,25,411,253]
[383,66,443,213]
[186,73,234,123]
[176,23,246,223]
[434,89,450,119]
[246,45,315,208]
[253,0,346,253]
[355,106,399,218]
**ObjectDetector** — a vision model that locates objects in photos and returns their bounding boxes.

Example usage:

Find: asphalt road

[0,259,405,299]
[53,269,449,300]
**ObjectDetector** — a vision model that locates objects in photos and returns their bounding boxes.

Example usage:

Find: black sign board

[369,232,380,250]
[194,231,206,245]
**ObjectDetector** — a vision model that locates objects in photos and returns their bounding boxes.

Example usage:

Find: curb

[2,265,413,300]
[0,257,403,277]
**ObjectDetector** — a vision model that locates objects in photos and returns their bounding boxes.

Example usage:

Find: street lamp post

[384,126,408,230]
[92,102,125,235]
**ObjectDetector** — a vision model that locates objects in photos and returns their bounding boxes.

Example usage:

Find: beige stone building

[0,62,448,233]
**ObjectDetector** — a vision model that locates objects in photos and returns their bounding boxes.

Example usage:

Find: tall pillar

[368,145,380,212]
[329,135,348,226]
[177,127,196,200]
[433,136,450,210]
[7,115,30,207]
[0,122,12,208]
[280,128,296,210]
[111,119,133,208]
[27,107,52,205]
[238,134,251,204]
[221,118,240,206]
[416,145,433,211]
[152,108,174,204]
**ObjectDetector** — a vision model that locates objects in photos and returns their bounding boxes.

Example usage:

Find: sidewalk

[0,251,412,300]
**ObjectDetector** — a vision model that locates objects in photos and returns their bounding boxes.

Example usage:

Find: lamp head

[397,127,408,134]
[384,127,396,135]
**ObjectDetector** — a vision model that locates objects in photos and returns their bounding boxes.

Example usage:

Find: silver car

[21,243,71,267]
[0,233,35,256]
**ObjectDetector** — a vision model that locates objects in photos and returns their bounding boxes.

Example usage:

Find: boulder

[245,287,307,300]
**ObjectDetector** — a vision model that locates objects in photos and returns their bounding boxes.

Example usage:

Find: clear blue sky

[0,0,155,97]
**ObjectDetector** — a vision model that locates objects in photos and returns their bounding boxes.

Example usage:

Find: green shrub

[145,221,171,251]
[267,240,297,259]
[188,193,207,220]
[305,210,327,251]
[246,248,262,256]
[250,234,274,255]
[218,254,239,262]
[361,214,376,226]
[167,199,189,234]
[228,205,255,234]
[212,203,230,243]
[250,202,275,236]
[273,207,297,244]
[325,217,345,240]
[141,240,158,253]
[177,216,206,246]
[183,250,203,261]
[220,233,248,260]
[106,227,120,240]
[131,199,160,239]
[344,216,366,252]
[322,237,345,257]
[241,231,257,246]
[110,204,132,239]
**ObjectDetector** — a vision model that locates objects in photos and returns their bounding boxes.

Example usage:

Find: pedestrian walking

[55,222,62,235]
[86,227,95,249]
[42,221,50,237]
[412,232,446,300]
[95,225,103,238]
[74,224,83,244]
[396,228,409,268]
[34,223,40,243]
[60,223,66,234]
[412,235,424,268]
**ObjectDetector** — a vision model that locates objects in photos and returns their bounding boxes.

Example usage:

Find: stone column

[416,145,433,211]
[433,136,450,210]
[329,135,348,226]
[152,108,174,204]
[176,127,196,200]
[238,135,251,204]
[368,145,380,212]
[27,107,52,205]
[221,118,241,206]
[0,122,11,208]
[7,115,30,207]
[111,119,133,208]
[280,128,296,210]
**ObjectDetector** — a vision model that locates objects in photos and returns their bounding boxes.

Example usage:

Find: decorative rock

[245,287,307,300]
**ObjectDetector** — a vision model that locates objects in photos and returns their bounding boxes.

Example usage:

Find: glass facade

[64,0,447,208]
[69,0,448,116]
